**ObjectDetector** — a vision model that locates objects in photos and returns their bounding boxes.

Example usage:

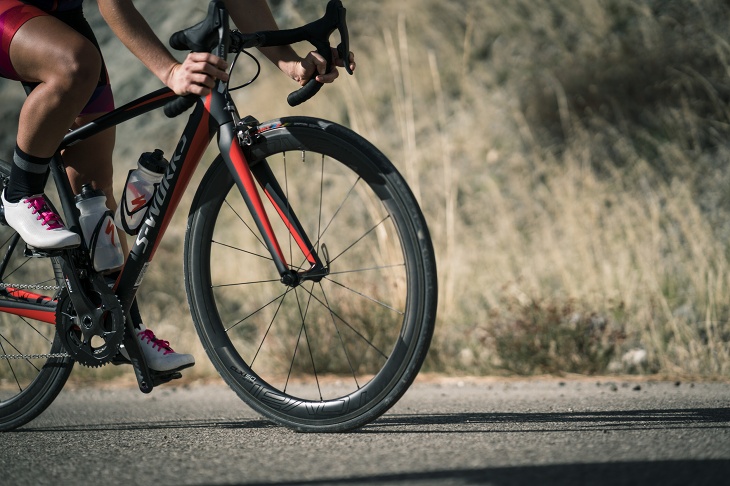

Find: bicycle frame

[0,0,347,393]
[0,82,328,389]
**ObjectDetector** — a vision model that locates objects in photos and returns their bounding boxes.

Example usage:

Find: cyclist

[0,0,356,373]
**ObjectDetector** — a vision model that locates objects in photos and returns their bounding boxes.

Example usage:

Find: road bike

[0,0,437,432]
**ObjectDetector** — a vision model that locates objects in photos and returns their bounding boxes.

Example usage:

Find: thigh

[11,18,99,85]
[5,4,112,114]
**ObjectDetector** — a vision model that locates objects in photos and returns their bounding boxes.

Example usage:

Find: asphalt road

[2,376,729,486]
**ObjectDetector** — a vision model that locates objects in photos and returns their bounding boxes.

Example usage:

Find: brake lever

[336,2,353,75]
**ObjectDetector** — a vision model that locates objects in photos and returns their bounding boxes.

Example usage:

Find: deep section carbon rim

[186,117,436,431]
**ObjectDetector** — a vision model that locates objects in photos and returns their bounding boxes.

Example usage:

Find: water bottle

[114,149,168,235]
[75,184,124,272]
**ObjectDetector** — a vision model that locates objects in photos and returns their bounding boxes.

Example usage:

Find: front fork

[219,118,329,287]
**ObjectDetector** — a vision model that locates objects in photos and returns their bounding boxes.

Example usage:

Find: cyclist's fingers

[193,72,218,90]
[333,49,356,73]
[186,51,229,72]
[169,69,216,96]
[182,52,229,82]
[169,54,229,95]
[316,65,340,84]
[305,51,328,76]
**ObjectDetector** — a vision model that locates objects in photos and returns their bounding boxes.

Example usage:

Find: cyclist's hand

[167,52,229,96]
[291,48,356,86]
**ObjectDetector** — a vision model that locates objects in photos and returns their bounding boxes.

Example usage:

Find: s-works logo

[134,135,186,254]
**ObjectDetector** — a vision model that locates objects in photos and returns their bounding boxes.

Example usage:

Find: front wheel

[185,117,437,432]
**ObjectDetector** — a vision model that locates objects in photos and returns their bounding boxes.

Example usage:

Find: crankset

[56,282,125,368]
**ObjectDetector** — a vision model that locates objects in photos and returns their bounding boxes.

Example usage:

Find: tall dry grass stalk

[3,0,729,381]
[336,0,730,377]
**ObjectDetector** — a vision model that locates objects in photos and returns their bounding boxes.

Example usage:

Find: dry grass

[3,0,730,380]
[333,0,730,377]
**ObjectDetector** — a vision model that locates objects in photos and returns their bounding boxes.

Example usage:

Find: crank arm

[123,319,154,394]
[59,252,154,393]
[58,254,108,342]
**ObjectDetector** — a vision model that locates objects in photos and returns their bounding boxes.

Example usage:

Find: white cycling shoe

[119,324,195,373]
[2,191,80,249]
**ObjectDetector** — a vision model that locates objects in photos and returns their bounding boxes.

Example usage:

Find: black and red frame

[0,0,350,391]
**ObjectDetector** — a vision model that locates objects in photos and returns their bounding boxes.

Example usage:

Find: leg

[63,115,127,252]
[11,16,102,159]
[1,12,100,248]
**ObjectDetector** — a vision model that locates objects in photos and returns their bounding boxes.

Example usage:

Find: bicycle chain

[0,282,66,360]
[0,282,61,291]
[1,353,70,360]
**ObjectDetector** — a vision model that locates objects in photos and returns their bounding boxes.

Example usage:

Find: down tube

[115,99,216,313]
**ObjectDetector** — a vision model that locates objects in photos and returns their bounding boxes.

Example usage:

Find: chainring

[56,287,125,368]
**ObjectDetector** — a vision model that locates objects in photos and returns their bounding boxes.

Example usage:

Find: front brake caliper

[236,115,260,147]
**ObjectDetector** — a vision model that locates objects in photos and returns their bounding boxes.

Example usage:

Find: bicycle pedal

[24,246,63,258]
[150,370,183,386]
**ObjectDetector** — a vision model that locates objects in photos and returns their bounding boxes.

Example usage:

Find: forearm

[98,0,178,86]
[223,0,300,72]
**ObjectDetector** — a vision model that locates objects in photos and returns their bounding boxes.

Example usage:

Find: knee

[48,40,102,100]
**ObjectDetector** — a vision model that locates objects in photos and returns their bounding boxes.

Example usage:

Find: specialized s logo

[134,135,186,253]
[130,194,147,212]
[105,219,116,245]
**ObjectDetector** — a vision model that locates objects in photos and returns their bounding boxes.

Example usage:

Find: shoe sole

[26,242,80,251]
[112,354,195,374]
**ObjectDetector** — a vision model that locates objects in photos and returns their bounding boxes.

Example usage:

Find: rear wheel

[185,117,437,431]
[0,228,73,431]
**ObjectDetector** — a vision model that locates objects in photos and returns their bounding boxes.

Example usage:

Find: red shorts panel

[0,0,114,114]
[0,1,46,80]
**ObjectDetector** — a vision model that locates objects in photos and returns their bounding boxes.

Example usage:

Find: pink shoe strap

[138,329,175,355]
[26,195,64,230]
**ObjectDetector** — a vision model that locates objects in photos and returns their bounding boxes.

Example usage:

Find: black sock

[5,145,51,203]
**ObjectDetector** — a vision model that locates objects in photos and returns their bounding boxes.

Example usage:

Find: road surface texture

[2,376,729,485]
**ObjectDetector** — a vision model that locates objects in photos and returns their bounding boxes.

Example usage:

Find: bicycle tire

[0,233,73,431]
[185,116,437,432]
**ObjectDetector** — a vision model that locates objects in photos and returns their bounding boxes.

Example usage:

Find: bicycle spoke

[324,277,405,316]
[2,257,34,282]
[0,333,42,373]
[327,262,406,277]
[298,284,389,360]
[328,215,392,265]
[250,287,291,367]
[212,240,273,263]
[318,281,360,389]
[285,285,311,393]
[213,278,281,288]
[314,175,360,249]
[0,340,23,393]
[223,198,268,251]
[224,289,289,333]
[295,282,323,400]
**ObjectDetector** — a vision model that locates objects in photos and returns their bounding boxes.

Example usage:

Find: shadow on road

[15,417,275,433]
[226,459,730,486]
[12,407,730,485]
[15,407,730,435]
[362,407,730,433]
